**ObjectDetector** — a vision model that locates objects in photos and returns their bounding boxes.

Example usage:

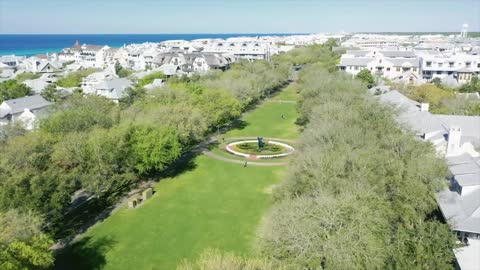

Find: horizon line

[1,31,480,35]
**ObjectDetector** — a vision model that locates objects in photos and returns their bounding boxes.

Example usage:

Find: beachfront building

[0,95,53,130]
[373,86,480,270]
[338,49,420,81]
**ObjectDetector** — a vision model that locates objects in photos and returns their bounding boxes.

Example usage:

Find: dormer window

[426,61,432,67]
[449,62,454,67]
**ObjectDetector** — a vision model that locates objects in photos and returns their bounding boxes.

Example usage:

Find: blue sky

[0,0,479,34]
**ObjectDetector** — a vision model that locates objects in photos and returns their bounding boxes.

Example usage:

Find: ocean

[0,34,303,56]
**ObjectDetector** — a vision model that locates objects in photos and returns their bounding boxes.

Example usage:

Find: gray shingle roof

[435,115,480,145]
[437,186,480,234]
[385,58,419,67]
[0,95,52,118]
[346,50,369,57]
[380,51,416,58]
[338,57,372,66]
[95,78,132,100]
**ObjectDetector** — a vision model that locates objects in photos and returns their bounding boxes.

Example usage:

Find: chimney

[420,103,429,112]
[446,126,462,156]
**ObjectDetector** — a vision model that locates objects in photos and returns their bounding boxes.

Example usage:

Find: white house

[417,51,480,85]
[0,95,52,130]
[338,50,420,80]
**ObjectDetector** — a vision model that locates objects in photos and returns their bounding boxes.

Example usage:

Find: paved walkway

[203,150,288,166]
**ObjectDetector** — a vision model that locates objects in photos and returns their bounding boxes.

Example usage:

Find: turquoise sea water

[0,34,304,56]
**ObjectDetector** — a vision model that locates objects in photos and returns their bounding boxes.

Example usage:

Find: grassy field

[227,103,298,139]
[55,86,300,270]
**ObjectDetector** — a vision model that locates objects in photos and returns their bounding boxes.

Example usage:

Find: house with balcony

[338,50,420,81]
[418,51,480,86]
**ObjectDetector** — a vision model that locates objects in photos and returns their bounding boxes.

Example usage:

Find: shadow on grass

[227,119,248,132]
[54,236,116,270]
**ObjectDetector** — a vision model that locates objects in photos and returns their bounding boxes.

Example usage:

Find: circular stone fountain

[225,140,295,159]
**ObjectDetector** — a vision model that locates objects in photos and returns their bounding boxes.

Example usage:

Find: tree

[41,83,63,102]
[0,210,54,270]
[115,62,134,78]
[259,63,456,269]
[459,75,480,93]
[138,71,166,87]
[56,68,99,88]
[40,94,116,134]
[405,83,454,112]
[15,72,40,83]
[0,80,32,103]
[128,125,183,174]
[355,69,375,88]
[119,85,146,107]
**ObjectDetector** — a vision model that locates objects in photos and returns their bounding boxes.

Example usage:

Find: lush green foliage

[459,75,480,93]
[56,68,99,88]
[0,210,54,270]
[40,94,118,134]
[128,125,182,174]
[15,72,41,83]
[114,62,134,78]
[272,40,342,72]
[356,69,376,88]
[40,83,64,102]
[201,60,289,106]
[258,66,457,269]
[137,71,166,87]
[0,79,32,102]
[396,82,480,115]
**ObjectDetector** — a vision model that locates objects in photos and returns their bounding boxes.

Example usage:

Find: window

[386,67,391,71]
[354,66,359,70]
[426,61,432,67]
[466,62,471,68]
[478,63,480,68]
[413,68,417,72]
[438,63,443,68]
[396,67,400,72]
[449,62,455,68]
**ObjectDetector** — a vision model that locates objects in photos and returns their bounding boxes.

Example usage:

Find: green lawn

[226,102,299,139]
[55,86,299,270]
[56,156,284,270]
[271,83,300,102]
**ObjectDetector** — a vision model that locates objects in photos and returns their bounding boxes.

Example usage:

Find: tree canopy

[0,80,32,103]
